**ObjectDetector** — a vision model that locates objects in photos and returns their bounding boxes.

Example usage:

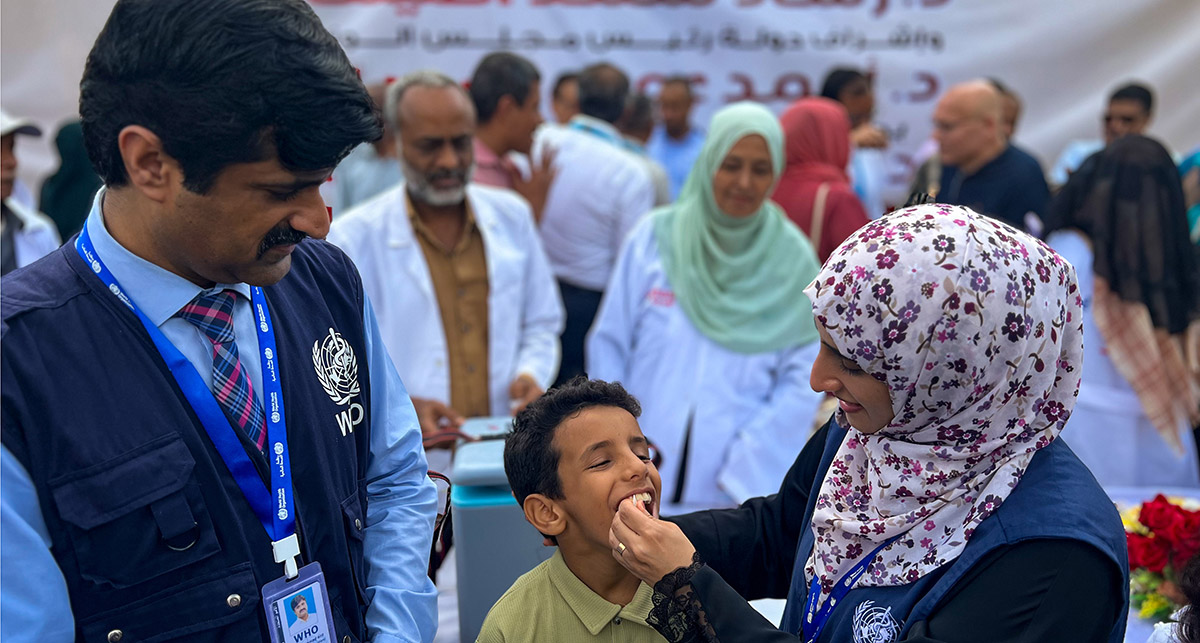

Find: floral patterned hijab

[801,204,1084,598]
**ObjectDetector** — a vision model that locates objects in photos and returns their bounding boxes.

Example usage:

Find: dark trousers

[555,279,604,387]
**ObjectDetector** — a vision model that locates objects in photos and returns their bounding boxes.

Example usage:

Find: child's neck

[560,544,643,606]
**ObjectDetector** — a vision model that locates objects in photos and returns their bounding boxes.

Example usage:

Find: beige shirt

[408,195,491,418]
[477,550,663,642]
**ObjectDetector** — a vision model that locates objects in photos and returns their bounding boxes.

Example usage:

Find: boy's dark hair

[1108,82,1154,116]
[504,377,641,508]
[469,52,541,124]
[552,72,579,100]
[820,67,868,102]
[80,0,380,194]
[1180,551,1200,643]
[578,63,630,124]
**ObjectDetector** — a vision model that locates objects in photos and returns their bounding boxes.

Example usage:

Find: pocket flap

[78,563,260,642]
[51,435,195,530]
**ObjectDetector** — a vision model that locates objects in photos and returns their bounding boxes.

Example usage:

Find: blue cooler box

[450,418,555,642]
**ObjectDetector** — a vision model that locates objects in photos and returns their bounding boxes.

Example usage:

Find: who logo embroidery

[312,327,363,436]
[852,600,901,643]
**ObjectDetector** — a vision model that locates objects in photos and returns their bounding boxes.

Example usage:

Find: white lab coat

[1048,230,1200,488]
[328,183,565,418]
[587,217,825,514]
[3,198,61,268]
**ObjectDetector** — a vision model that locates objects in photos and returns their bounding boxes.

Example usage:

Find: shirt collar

[1,201,25,232]
[85,188,252,327]
[404,189,478,253]
[473,137,502,168]
[568,114,623,142]
[546,549,655,635]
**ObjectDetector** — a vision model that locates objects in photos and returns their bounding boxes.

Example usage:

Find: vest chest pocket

[49,434,221,589]
[340,490,369,605]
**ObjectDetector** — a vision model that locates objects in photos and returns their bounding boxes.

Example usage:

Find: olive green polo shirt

[476,549,664,642]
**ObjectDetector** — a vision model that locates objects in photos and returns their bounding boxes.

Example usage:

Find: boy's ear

[522,493,566,538]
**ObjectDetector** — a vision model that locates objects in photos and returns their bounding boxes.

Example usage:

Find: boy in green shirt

[477,378,666,642]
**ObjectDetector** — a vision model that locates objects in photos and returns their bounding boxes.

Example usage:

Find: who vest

[2,240,375,642]
[778,421,1129,643]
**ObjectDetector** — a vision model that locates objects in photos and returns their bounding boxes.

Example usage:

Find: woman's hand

[609,497,697,584]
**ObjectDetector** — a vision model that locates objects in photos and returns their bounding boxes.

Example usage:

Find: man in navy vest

[0,1,438,641]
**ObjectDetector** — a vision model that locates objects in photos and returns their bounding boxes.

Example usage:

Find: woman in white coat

[587,102,825,515]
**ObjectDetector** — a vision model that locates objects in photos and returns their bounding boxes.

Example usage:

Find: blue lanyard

[568,120,641,154]
[75,225,300,578]
[802,534,901,643]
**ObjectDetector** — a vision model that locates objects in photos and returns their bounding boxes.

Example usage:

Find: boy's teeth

[634,492,652,503]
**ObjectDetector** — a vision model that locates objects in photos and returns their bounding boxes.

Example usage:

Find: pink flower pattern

[801,205,1083,599]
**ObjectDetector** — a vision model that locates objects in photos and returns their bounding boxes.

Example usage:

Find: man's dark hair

[504,377,642,508]
[290,594,307,610]
[660,75,693,98]
[469,52,541,124]
[820,68,868,102]
[1109,82,1154,116]
[552,71,579,100]
[80,0,380,194]
[578,63,630,124]
[986,77,1014,98]
[617,93,654,137]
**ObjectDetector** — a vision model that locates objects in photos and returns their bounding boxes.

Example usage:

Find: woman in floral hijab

[608,204,1129,643]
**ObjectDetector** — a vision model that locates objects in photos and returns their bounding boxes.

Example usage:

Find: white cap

[0,109,43,138]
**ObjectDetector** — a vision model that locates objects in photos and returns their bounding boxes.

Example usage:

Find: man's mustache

[426,168,468,184]
[258,225,308,257]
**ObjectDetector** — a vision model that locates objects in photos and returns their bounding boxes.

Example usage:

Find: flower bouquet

[1123,494,1200,622]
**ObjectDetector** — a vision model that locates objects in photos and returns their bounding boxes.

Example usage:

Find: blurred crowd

[6,49,1200,506]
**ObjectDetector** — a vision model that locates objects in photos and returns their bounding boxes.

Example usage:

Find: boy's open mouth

[616,489,658,518]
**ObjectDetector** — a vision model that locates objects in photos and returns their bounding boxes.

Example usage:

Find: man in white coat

[328,70,564,441]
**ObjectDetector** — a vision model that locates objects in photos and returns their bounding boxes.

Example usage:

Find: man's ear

[522,493,566,538]
[494,94,518,121]
[117,125,179,204]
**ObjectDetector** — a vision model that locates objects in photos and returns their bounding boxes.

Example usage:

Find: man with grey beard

[329,70,563,446]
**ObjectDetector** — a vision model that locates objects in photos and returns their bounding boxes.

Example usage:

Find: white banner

[2,0,1197,204]
[309,0,1200,205]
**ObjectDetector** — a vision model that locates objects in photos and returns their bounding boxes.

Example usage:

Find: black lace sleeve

[646,553,719,643]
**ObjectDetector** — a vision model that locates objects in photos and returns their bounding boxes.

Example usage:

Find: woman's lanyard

[802,534,901,643]
[75,226,301,579]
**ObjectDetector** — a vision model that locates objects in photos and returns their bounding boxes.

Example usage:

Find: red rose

[1140,495,1185,533]
[1128,532,1170,574]
[1165,509,1200,565]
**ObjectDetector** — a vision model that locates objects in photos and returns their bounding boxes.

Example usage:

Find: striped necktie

[177,289,267,451]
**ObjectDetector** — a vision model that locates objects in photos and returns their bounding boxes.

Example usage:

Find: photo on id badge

[264,564,336,643]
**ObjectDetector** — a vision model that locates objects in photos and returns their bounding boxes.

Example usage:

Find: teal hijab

[653,101,821,354]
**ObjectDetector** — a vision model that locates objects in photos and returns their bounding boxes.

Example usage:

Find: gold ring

[617,542,627,555]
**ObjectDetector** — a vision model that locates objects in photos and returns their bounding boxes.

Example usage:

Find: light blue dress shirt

[0,191,438,642]
[1050,139,1104,187]
[646,126,706,201]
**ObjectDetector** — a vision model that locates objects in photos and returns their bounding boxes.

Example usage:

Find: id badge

[262,562,338,643]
